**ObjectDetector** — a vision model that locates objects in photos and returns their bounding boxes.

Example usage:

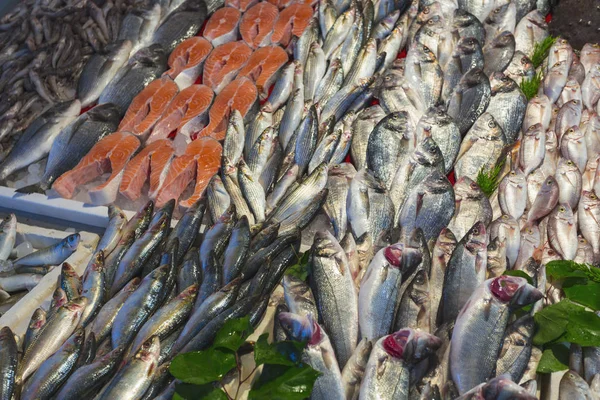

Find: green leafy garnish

[520,72,542,101]
[537,343,570,373]
[530,36,557,68]
[503,270,534,285]
[286,251,310,281]
[476,159,505,197]
[534,299,600,346]
[171,317,319,399]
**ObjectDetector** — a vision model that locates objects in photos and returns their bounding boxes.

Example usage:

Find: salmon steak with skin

[203,7,242,47]
[237,45,288,99]
[239,2,279,48]
[53,132,141,204]
[225,0,258,12]
[148,85,214,144]
[163,37,213,89]
[270,3,313,46]
[199,77,258,140]
[266,0,317,9]
[119,139,175,201]
[117,76,179,138]
[154,137,222,207]
[202,41,253,94]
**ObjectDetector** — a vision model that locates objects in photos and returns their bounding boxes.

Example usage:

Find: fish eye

[567,160,573,165]
[592,194,598,199]
[510,171,516,175]
[528,229,533,234]
[427,19,434,25]
[547,180,553,185]
[559,206,566,212]
[580,238,586,243]
[487,120,496,128]
[553,109,559,114]
[502,214,509,219]
[423,6,430,13]
[548,249,555,255]
[470,182,478,189]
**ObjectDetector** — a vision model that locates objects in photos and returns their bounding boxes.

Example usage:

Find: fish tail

[15,184,45,195]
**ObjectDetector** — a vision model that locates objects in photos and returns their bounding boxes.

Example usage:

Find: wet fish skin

[78,40,133,107]
[358,244,404,341]
[341,338,373,400]
[277,189,329,236]
[505,51,535,84]
[314,58,344,107]
[304,42,326,102]
[15,233,80,267]
[97,205,127,257]
[294,18,319,70]
[453,9,485,45]
[324,169,350,240]
[416,106,461,174]
[482,31,516,76]
[282,274,318,319]
[556,157,582,210]
[80,251,106,327]
[21,329,85,400]
[439,222,487,326]
[495,315,535,383]
[309,231,358,368]
[498,170,527,220]
[19,297,87,383]
[526,175,559,226]
[447,67,491,135]
[360,329,442,400]
[222,216,251,284]
[543,60,569,104]
[486,72,527,144]
[97,336,161,400]
[238,160,267,223]
[0,214,16,262]
[24,308,46,354]
[405,43,443,110]
[111,265,168,349]
[0,327,17,400]
[561,125,588,174]
[323,7,355,60]
[0,100,81,182]
[264,60,298,113]
[579,191,600,262]
[450,276,543,394]
[447,177,493,242]
[173,278,240,355]
[559,370,595,400]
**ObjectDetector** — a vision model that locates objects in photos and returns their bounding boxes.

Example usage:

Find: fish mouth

[384,245,403,267]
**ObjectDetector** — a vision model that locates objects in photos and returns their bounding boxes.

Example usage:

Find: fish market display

[0,214,84,316]
[1,0,600,397]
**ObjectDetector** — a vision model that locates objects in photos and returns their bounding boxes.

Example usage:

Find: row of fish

[0,194,315,399]
[0,214,83,316]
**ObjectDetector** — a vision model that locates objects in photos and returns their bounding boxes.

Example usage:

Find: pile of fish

[0,0,151,153]
[0,0,217,192]
[1,0,600,397]
[20,0,318,208]
[0,198,307,399]
[0,214,83,315]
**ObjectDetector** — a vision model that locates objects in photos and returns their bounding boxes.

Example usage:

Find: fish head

[64,233,81,251]
[489,275,543,307]
[538,175,558,197]
[553,203,574,224]
[423,170,452,194]
[137,335,161,363]
[425,105,453,127]
[383,328,442,363]
[67,296,89,313]
[457,36,480,55]
[414,137,444,166]
[482,375,537,400]
[383,243,404,268]
[0,213,16,233]
[489,70,517,94]
[51,100,82,121]
[463,222,487,253]
[124,277,141,293]
[0,326,14,341]
[454,177,484,201]
[278,312,314,343]
[312,230,342,258]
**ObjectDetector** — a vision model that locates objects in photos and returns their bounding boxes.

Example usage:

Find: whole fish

[514,11,548,58]
[19,297,87,383]
[304,42,327,102]
[350,105,386,171]
[447,68,491,135]
[118,5,162,54]
[222,216,250,283]
[78,40,133,107]
[341,338,373,400]
[450,276,543,394]
[310,231,358,368]
[0,214,16,262]
[152,0,207,52]
[358,244,406,340]
[80,251,106,326]
[0,100,81,182]
[482,32,516,76]
[578,191,600,262]
[99,44,167,114]
[96,206,128,257]
[0,327,17,400]
[447,178,493,242]
[405,43,443,110]
[14,233,80,267]
[360,329,442,400]
[21,329,84,400]
[498,170,527,220]
[439,222,487,325]
[486,72,527,144]
[324,166,352,240]
[526,175,559,226]
[416,106,461,174]
[505,51,535,84]
[454,112,507,181]
[97,336,161,400]
[495,315,536,383]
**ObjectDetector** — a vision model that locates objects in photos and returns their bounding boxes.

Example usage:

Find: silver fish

[0,214,16,262]
[486,72,527,144]
[341,339,373,400]
[498,170,527,220]
[14,233,80,267]
[447,177,493,242]
[556,157,582,210]
[447,68,491,135]
[304,42,327,102]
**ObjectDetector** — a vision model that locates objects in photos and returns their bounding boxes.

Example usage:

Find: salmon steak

[237,45,288,99]
[199,77,258,140]
[119,139,175,201]
[225,0,258,12]
[154,137,222,207]
[118,76,179,138]
[270,3,313,46]
[53,132,141,205]
[239,2,279,49]
[163,37,213,89]
[148,85,214,143]
[202,41,253,94]
[203,7,242,48]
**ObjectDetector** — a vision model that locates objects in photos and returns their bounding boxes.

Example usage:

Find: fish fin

[15,184,45,195]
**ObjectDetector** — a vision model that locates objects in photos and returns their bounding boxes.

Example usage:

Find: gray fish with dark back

[495,314,535,383]
[152,0,207,52]
[0,100,81,182]
[98,44,167,114]
[486,72,527,144]
[482,31,516,76]
[14,233,80,267]
[416,106,461,174]
[0,327,17,400]
[447,67,491,135]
